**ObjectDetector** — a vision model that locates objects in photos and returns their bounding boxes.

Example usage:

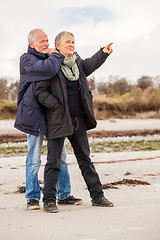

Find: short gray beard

[34,45,49,54]
[41,49,49,54]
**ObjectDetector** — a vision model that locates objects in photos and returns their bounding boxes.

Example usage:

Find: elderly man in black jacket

[35,31,114,213]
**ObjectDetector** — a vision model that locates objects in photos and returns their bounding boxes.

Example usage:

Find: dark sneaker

[58,196,83,205]
[92,197,114,207]
[44,202,58,213]
[27,199,40,210]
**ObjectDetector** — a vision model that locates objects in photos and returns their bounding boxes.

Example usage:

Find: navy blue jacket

[14,45,65,136]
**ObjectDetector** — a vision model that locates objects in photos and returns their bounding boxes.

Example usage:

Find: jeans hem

[27,197,40,201]
[58,194,71,200]
[92,195,104,202]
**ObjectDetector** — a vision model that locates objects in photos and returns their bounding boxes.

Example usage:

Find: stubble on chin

[41,50,49,54]
[41,48,49,54]
[35,46,49,54]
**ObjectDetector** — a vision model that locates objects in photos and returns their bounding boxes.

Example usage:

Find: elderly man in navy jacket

[14,29,82,210]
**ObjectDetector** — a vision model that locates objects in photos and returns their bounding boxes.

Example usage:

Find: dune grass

[1,87,160,120]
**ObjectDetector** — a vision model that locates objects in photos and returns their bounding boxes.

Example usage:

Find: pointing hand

[103,43,113,54]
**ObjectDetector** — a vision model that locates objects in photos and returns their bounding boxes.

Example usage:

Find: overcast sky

[0,0,160,84]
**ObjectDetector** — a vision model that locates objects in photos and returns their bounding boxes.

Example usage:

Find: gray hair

[28,28,44,43]
[55,31,74,46]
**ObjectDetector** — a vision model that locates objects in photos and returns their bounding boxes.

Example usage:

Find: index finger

[107,42,113,47]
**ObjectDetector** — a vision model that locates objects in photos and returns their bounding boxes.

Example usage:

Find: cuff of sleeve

[51,52,65,59]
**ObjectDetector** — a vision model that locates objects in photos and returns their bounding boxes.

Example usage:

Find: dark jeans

[43,117,104,204]
[43,138,65,204]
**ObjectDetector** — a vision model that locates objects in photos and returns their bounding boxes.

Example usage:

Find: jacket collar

[27,45,48,60]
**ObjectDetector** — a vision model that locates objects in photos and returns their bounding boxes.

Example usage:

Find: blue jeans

[25,133,71,201]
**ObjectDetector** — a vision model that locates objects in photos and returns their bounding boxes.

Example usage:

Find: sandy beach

[0,119,160,240]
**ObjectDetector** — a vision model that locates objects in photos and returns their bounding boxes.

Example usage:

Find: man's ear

[29,42,35,49]
[55,43,60,51]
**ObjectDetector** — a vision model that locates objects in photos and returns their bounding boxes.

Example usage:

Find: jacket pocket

[16,101,43,131]
[46,104,64,127]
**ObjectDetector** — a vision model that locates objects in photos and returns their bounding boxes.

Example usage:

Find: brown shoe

[92,197,114,207]
[44,202,59,213]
